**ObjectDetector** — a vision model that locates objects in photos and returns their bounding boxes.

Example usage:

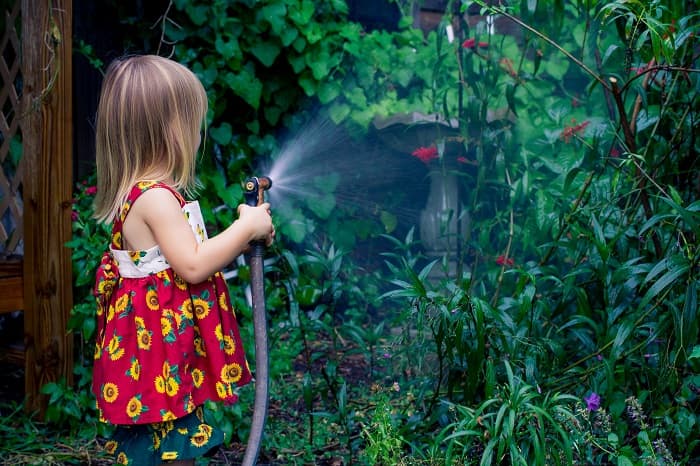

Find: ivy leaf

[284,221,307,243]
[289,0,314,26]
[280,27,299,47]
[313,173,340,193]
[259,3,287,35]
[246,120,260,134]
[317,80,341,104]
[298,73,317,96]
[303,22,324,44]
[223,69,262,109]
[380,210,397,233]
[287,54,306,74]
[395,68,414,88]
[165,21,188,42]
[193,62,218,88]
[293,36,307,53]
[307,51,330,80]
[215,36,240,61]
[185,5,208,26]
[281,211,313,244]
[207,170,238,208]
[307,192,336,219]
[250,41,281,67]
[209,123,232,145]
[328,102,350,123]
[264,105,283,125]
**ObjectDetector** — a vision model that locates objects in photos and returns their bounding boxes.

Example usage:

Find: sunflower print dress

[92,181,252,464]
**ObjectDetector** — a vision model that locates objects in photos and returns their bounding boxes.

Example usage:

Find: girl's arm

[123,187,273,284]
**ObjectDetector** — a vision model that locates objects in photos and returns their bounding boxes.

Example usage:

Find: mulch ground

[0,336,377,465]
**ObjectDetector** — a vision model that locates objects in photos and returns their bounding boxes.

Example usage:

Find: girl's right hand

[237,203,274,244]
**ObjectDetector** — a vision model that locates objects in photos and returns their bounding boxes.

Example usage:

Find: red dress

[92,181,252,425]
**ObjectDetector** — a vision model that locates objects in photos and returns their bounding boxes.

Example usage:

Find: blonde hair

[93,55,208,223]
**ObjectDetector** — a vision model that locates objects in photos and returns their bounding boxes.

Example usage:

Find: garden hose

[241,176,272,466]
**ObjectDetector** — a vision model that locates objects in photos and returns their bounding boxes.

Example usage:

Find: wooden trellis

[0,0,73,416]
[0,2,23,320]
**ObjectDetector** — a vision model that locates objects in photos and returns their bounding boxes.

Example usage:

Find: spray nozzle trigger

[243,176,272,207]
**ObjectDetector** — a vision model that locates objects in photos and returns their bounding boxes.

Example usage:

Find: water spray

[241,175,272,466]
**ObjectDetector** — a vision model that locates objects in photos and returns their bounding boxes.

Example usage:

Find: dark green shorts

[104,405,224,465]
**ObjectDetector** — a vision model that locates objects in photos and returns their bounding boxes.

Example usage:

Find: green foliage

[0,398,109,465]
[66,180,110,344]
[438,361,578,465]
[376,1,699,463]
[361,387,406,465]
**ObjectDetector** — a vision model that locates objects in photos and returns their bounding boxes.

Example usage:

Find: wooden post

[21,0,73,415]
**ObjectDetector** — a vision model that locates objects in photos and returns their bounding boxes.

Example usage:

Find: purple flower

[584,392,601,411]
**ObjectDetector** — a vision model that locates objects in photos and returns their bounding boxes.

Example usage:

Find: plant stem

[540,170,595,265]
[491,192,514,307]
[474,1,610,91]
[554,286,671,378]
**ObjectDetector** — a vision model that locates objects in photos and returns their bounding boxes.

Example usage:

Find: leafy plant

[360,385,406,466]
[438,361,579,466]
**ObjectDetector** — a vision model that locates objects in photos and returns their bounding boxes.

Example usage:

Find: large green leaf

[215,36,240,61]
[250,41,281,67]
[307,192,336,219]
[223,68,262,109]
[209,122,232,145]
[638,255,690,311]
[259,2,287,35]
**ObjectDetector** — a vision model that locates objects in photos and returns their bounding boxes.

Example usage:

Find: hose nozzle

[244,176,272,207]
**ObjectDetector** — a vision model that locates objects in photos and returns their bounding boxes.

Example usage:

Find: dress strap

[110,181,186,249]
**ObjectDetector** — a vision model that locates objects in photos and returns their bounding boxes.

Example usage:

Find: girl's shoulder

[111,181,186,249]
[127,181,185,205]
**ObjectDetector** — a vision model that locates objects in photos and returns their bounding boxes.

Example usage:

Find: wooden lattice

[0,0,22,259]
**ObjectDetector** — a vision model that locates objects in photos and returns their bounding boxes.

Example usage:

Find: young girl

[91,55,274,466]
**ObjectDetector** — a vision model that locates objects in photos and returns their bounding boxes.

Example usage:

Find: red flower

[462,38,488,50]
[495,255,514,267]
[560,120,590,143]
[499,58,518,78]
[462,38,476,49]
[71,210,79,222]
[610,147,620,158]
[630,59,654,76]
[85,185,98,195]
[411,146,439,164]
